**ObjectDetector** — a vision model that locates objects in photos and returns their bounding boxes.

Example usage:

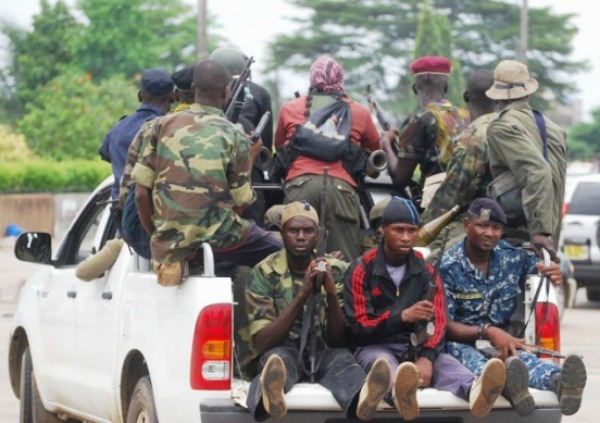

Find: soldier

[131,60,282,285]
[485,60,567,261]
[99,68,174,200]
[171,65,195,112]
[273,55,381,260]
[383,56,470,205]
[244,201,391,422]
[360,197,391,252]
[344,197,505,420]
[421,70,496,262]
[440,198,587,416]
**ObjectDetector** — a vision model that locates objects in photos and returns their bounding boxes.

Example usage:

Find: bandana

[309,55,345,93]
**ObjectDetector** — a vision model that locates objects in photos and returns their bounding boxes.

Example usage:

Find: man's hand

[298,259,334,299]
[328,250,346,261]
[414,357,433,388]
[401,300,434,323]
[531,234,559,263]
[487,326,525,361]
[380,128,400,153]
[535,262,563,286]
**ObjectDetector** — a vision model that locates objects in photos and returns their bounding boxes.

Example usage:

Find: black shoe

[504,357,535,416]
[261,355,287,419]
[558,355,587,415]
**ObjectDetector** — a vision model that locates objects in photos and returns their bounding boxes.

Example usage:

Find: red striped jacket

[343,247,448,362]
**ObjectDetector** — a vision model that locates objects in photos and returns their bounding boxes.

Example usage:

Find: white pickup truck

[9,176,565,422]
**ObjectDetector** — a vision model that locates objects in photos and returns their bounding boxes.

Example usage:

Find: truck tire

[20,347,62,423]
[126,376,158,423]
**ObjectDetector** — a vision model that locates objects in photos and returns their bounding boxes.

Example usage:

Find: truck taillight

[535,302,561,364]
[190,303,232,390]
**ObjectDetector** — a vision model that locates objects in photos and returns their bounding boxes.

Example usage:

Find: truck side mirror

[14,232,52,264]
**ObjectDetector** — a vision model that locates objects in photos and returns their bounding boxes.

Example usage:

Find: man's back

[487,101,567,244]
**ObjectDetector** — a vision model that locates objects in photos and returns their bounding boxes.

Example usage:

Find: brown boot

[470,358,506,417]
[261,355,287,419]
[356,358,391,421]
[392,362,420,421]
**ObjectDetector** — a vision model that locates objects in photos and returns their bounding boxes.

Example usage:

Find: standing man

[131,60,282,285]
[485,60,567,261]
[440,198,587,416]
[274,55,381,260]
[344,197,505,420]
[99,68,173,199]
[244,201,391,422]
[421,69,496,261]
[383,56,470,204]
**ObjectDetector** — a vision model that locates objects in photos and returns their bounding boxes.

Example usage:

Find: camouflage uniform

[131,103,258,264]
[396,100,470,186]
[422,113,497,263]
[243,249,373,421]
[440,239,560,390]
[487,100,567,246]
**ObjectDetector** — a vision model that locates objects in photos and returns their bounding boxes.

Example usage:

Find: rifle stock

[410,226,451,348]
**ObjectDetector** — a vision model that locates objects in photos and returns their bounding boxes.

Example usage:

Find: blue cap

[140,68,174,96]
[382,197,421,226]
[468,198,507,225]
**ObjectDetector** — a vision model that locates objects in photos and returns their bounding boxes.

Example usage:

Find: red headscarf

[309,55,345,93]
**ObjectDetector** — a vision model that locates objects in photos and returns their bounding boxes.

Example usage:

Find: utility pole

[197,0,208,61]
[517,0,528,64]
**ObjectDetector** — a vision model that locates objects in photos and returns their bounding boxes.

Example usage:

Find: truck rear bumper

[200,400,562,423]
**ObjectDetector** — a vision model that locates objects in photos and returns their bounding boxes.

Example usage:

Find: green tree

[568,108,600,160]
[73,0,197,79]
[18,72,139,160]
[268,0,584,115]
[0,0,80,119]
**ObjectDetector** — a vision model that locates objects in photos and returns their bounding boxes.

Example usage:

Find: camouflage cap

[281,201,318,227]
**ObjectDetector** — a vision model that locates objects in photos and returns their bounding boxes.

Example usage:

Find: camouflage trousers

[446,341,560,390]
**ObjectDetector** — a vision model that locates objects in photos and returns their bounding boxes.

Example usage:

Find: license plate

[564,244,588,259]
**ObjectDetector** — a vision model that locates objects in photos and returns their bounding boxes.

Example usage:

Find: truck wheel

[586,288,600,302]
[20,347,62,423]
[126,376,158,423]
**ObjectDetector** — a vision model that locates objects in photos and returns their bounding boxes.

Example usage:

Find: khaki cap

[486,60,538,100]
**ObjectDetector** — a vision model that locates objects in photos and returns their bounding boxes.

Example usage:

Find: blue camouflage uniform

[440,239,560,390]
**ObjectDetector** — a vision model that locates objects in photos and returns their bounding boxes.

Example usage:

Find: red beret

[411,56,452,76]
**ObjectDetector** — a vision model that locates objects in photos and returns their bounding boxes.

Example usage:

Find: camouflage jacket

[440,239,537,327]
[131,103,256,263]
[396,100,470,185]
[422,113,496,223]
[244,249,348,356]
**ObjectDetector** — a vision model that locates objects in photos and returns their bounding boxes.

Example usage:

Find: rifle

[251,111,274,169]
[410,226,451,348]
[479,344,574,360]
[364,84,392,132]
[308,167,329,382]
[224,55,254,123]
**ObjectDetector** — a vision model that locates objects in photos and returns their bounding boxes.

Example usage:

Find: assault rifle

[410,226,451,348]
[224,55,254,123]
[479,344,575,360]
[250,111,271,144]
[308,167,329,382]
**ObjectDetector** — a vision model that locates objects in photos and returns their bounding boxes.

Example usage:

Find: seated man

[343,197,505,421]
[131,60,282,285]
[360,197,391,252]
[440,198,587,416]
[244,202,391,422]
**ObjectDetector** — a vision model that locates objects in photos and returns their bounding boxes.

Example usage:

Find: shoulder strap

[532,110,549,162]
